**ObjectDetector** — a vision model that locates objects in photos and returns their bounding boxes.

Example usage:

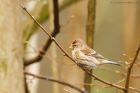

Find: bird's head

[69,38,85,49]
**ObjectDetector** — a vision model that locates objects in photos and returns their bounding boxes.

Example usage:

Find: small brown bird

[69,38,120,70]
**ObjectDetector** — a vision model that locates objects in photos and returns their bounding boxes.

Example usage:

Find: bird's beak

[69,44,73,49]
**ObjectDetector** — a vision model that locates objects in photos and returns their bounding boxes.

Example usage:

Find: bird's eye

[72,40,78,44]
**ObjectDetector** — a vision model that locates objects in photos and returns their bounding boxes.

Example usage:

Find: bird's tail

[102,60,121,66]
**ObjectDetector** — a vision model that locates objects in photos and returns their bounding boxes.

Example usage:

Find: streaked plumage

[70,38,120,70]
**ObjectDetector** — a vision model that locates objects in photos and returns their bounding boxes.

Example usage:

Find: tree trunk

[0,0,25,93]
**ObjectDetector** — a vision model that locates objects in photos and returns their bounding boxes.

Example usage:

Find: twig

[24,31,60,66]
[125,45,140,93]
[24,0,82,43]
[21,6,126,91]
[129,87,140,92]
[24,0,83,66]
[21,5,78,64]
[84,69,125,90]
[24,0,60,66]
[130,74,140,78]
[24,75,30,93]
[25,72,86,93]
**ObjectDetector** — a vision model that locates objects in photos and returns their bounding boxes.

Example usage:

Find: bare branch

[25,72,86,93]
[24,75,30,93]
[125,45,140,93]
[24,0,60,66]
[24,1,83,66]
[84,69,125,90]
[129,87,140,92]
[21,5,78,64]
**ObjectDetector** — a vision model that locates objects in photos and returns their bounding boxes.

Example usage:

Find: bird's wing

[89,52,105,59]
[80,47,120,66]
[80,47,106,59]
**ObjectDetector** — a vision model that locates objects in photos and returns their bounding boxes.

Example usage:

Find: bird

[69,38,120,70]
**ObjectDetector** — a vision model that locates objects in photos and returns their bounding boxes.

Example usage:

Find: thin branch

[130,74,140,78]
[24,26,60,66]
[83,69,125,90]
[24,0,60,66]
[25,72,86,93]
[129,87,140,93]
[125,45,140,93]
[99,67,140,78]
[24,0,82,43]
[24,75,30,93]
[21,5,77,64]
[21,6,126,91]
[24,1,83,65]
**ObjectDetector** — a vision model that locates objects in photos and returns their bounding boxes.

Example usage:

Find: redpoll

[69,38,120,70]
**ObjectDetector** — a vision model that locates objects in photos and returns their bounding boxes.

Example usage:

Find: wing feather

[80,46,105,59]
